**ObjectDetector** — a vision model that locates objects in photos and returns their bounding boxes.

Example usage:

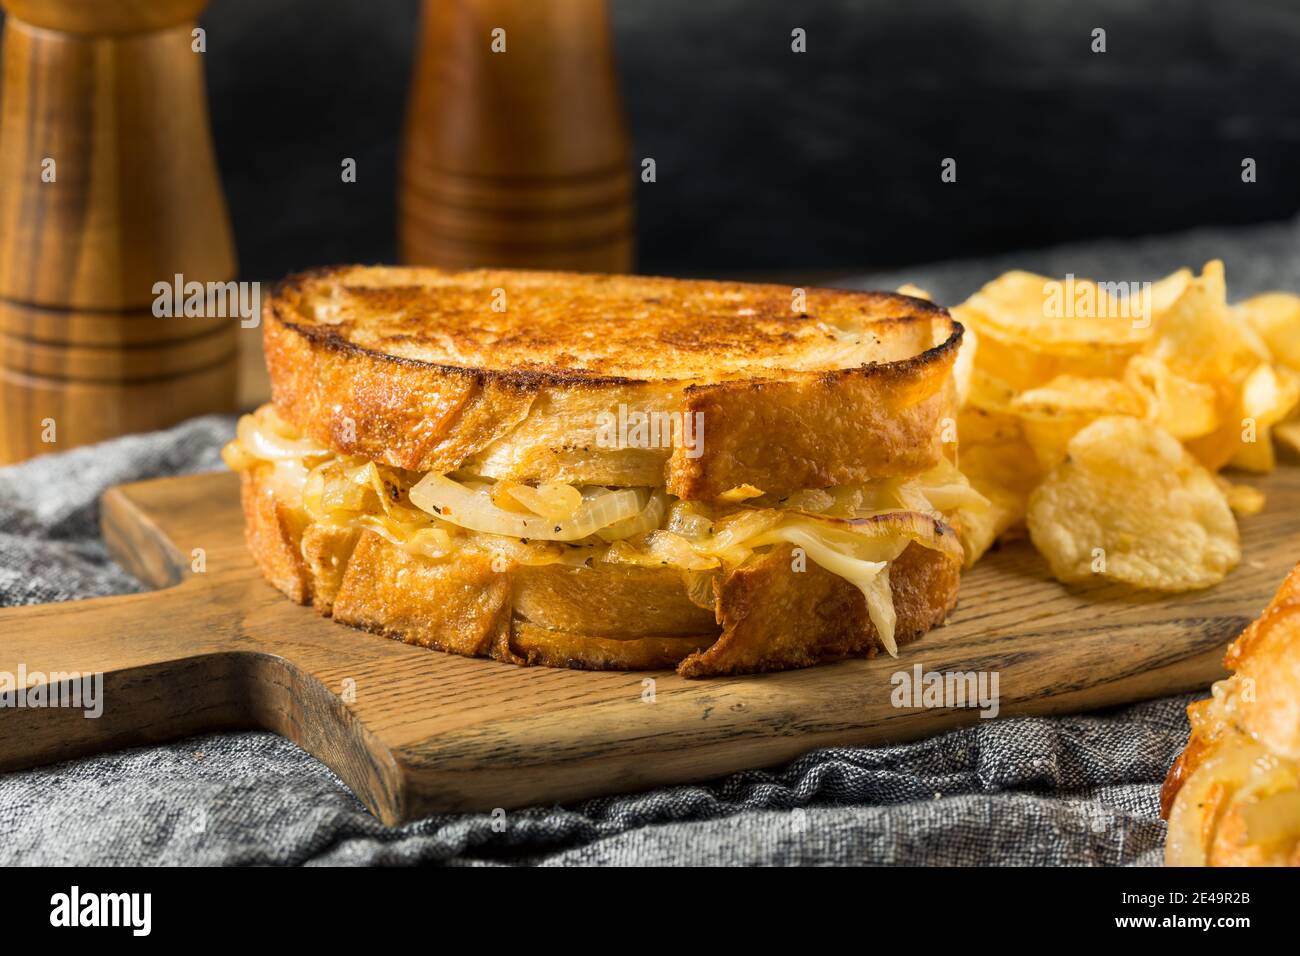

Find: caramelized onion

[410,473,647,542]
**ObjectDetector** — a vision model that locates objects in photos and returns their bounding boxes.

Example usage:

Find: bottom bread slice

[240,464,961,677]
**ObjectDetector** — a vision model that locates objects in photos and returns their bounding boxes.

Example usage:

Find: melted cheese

[223,406,977,655]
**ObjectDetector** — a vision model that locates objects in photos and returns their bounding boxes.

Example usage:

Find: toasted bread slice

[239,463,960,676]
[1162,563,1300,866]
[265,266,962,499]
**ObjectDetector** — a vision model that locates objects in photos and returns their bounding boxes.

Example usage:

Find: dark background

[6,0,1300,279]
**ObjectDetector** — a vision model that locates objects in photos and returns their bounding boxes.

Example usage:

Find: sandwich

[222,266,980,677]
[1162,562,1300,865]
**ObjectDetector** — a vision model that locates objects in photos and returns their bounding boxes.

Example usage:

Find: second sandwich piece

[225,267,978,677]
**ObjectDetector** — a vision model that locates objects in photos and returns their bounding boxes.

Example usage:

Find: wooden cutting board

[1,468,1296,824]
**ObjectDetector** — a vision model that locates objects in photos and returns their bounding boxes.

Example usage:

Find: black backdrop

[4,0,1300,279]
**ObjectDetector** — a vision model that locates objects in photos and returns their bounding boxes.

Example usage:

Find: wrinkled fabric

[0,698,1183,866]
[9,213,1295,865]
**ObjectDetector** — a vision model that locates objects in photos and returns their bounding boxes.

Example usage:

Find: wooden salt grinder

[0,0,239,464]
[399,0,635,273]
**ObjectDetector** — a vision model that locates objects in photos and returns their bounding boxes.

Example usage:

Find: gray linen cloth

[3,216,1298,865]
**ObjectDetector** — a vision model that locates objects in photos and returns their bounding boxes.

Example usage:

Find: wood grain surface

[0,0,239,464]
[1,468,1296,824]
[398,0,634,273]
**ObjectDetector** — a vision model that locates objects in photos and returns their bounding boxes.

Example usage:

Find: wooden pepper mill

[0,0,238,464]
[399,0,635,273]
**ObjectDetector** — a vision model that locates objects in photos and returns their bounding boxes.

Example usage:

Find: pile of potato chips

[923,261,1300,590]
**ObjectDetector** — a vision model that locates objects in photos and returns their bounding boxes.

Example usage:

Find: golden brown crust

[264,266,962,499]
[1159,700,1212,819]
[264,308,538,478]
[1227,603,1300,762]
[511,562,715,637]
[239,465,311,604]
[677,540,959,677]
[1165,562,1300,806]
[333,533,516,659]
[238,464,961,677]
[509,623,714,671]
[270,265,956,385]
[299,522,360,614]
[669,376,956,501]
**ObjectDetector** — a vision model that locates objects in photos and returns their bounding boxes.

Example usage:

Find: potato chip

[961,271,1154,351]
[1149,261,1265,384]
[954,310,1132,390]
[1184,398,1248,472]
[1011,375,1146,420]
[1123,354,1219,439]
[954,411,1041,566]
[1016,419,1076,471]
[955,259,1293,583]
[1007,376,1147,470]
[958,418,1041,490]
[955,488,1021,567]
[1027,417,1239,590]
[957,407,1021,446]
[1216,477,1266,516]
[1229,363,1300,472]
[1242,362,1300,424]
[1236,292,1300,370]
[953,439,1038,567]
[966,365,1020,414]
[1147,268,1194,319]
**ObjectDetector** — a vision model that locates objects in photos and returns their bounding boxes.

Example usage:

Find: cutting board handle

[0,585,407,820]
[0,484,408,819]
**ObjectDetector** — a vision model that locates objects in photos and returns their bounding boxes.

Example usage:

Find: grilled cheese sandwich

[225,266,978,676]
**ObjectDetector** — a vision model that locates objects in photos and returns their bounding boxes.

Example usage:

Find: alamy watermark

[50,886,150,936]
[0,666,103,718]
[152,273,260,328]
[1043,274,1152,329]
[595,404,704,458]
[890,664,999,719]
